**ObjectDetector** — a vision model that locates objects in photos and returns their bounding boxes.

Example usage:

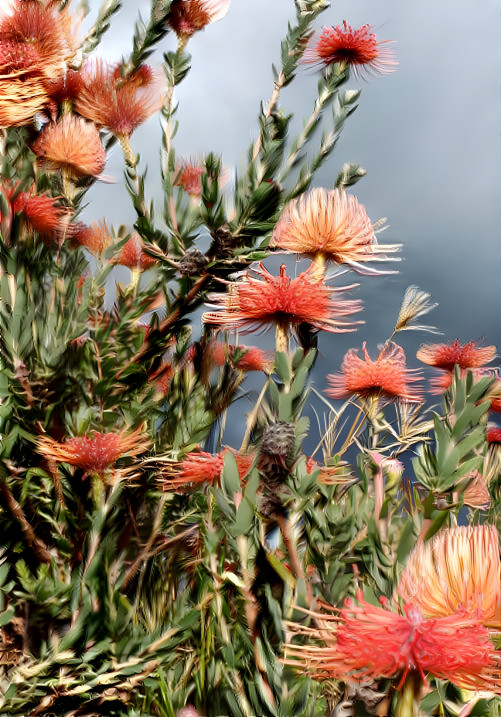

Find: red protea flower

[417,340,496,371]
[397,526,501,628]
[487,427,501,444]
[37,426,150,477]
[284,592,499,691]
[203,263,362,335]
[75,60,166,139]
[326,342,423,403]
[32,114,106,178]
[168,0,230,41]
[160,447,253,490]
[12,191,72,242]
[303,22,397,79]
[270,188,399,274]
[117,233,158,271]
[209,342,274,372]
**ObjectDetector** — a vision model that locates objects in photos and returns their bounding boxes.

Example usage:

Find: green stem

[395,673,421,717]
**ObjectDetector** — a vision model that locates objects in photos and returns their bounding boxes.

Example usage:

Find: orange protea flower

[417,340,496,371]
[284,592,499,691]
[326,342,423,403]
[37,426,150,477]
[397,526,501,628]
[270,188,399,274]
[0,1,71,77]
[12,190,72,242]
[160,447,253,490]
[303,22,397,79]
[32,114,106,178]
[117,233,158,271]
[75,60,166,139]
[72,220,113,255]
[203,263,362,335]
[168,0,230,41]
[209,342,274,372]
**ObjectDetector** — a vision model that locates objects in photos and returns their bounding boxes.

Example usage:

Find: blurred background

[83,0,501,445]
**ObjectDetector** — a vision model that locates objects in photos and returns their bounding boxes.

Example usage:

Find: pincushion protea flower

[37,426,150,477]
[397,526,501,628]
[75,60,166,139]
[284,592,500,692]
[270,188,399,275]
[326,342,423,403]
[303,22,397,79]
[203,263,362,335]
[32,114,106,178]
[417,340,496,371]
[159,448,253,490]
[168,0,230,42]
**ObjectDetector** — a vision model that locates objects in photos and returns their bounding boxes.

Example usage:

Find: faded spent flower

[203,263,362,335]
[271,188,399,274]
[303,21,397,79]
[284,592,499,692]
[326,342,423,403]
[397,525,501,628]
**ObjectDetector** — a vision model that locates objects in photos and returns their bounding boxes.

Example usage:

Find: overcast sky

[85,0,501,381]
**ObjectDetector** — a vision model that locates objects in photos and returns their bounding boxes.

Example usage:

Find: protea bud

[178,247,207,276]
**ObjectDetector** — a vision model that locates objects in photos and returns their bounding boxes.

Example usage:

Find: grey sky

[85,0,501,367]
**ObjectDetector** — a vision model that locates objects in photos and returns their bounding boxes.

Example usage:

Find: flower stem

[395,673,421,717]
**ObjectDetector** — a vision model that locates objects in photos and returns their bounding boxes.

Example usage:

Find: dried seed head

[178,247,207,276]
[260,421,296,460]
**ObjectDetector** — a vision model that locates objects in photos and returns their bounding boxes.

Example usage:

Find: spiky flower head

[284,593,499,691]
[417,340,496,371]
[117,233,158,271]
[303,22,397,79]
[397,526,501,628]
[326,342,423,403]
[32,114,106,178]
[203,263,362,335]
[12,190,73,243]
[72,220,113,255]
[37,426,150,477]
[168,0,230,41]
[159,448,253,490]
[209,342,274,372]
[270,188,399,274]
[75,60,166,138]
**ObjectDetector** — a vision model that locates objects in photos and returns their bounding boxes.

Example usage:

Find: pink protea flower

[160,447,253,490]
[326,342,423,403]
[203,263,362,335]
[417,340,496,371]
[397,526,501,628]
[270,188,399,274]
[303,22,397,79]
[168,0,230,41]
[284,592,499,691]
[75,60,166,139]
[174,160,205,196]
[37,426,150,476]
[32,114,106,178]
